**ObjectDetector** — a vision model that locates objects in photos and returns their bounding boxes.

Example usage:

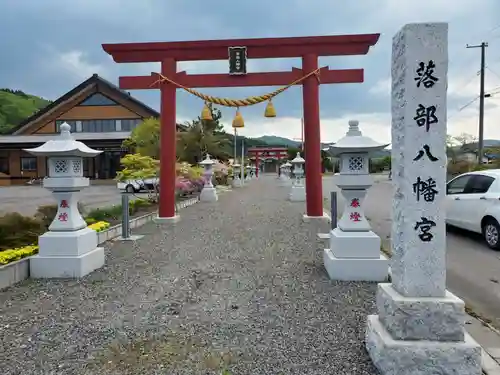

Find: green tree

[115,153,160,201]
[122,117,161,158]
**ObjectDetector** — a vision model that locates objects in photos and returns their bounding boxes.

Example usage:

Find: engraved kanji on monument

[365,23,481,375]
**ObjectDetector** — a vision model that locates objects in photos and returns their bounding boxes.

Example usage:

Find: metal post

[121,193,130,239]
[241,137,245,184]
[330,191,337,230]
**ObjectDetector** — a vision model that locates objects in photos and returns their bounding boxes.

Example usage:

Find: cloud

[1,0,500,142]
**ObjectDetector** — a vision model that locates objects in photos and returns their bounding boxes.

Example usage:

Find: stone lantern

[252,165,258,179]
[199,154,218,202]
[232,163,242,188]
[24,123,103,278]
[289,152,306,201]
[281,161,292,185]
[323,119,389,281]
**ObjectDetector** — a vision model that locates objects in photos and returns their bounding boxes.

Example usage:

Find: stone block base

[232,179,242,188]
[200,186,218,202]
[323,248,388,281]
[289,185,306,202]
[366,315,481,375]
[377,283,466,341]
[302,214,330,222]
[154,215,180,224]
[329,228,381,258]
[30,247,105,278]
[39,227,98,257]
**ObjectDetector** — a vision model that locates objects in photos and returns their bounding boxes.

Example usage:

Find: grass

[96,332,238,374]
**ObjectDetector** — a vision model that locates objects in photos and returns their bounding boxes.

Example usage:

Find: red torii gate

[247,147,288,176]
[102,34,379,221]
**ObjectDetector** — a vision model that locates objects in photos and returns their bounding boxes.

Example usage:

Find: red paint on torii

[247,147,288,177]
[102,33,379,219]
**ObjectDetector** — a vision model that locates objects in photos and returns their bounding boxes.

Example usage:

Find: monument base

[323,248,388,281]
[366,315,481,375]
[232,179,242,188]
[289,185,306,202]
[200,186,218,202]
[154,215,180,224]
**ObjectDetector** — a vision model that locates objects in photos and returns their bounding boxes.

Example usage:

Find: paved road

[323,174,500,329]
[0,184,128,216]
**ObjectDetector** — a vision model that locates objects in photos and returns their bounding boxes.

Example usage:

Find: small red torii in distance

[102,33,380,221]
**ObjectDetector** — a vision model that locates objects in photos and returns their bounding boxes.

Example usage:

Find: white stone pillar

[365,23,481,375]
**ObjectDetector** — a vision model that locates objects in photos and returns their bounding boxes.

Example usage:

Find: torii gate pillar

[302,54,322,216]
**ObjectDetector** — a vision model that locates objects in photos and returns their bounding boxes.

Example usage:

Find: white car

[117,178,159,193]
[446,169,500,249]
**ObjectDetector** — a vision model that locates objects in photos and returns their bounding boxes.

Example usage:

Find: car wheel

[125,184,136,193]
[482,218,500,250]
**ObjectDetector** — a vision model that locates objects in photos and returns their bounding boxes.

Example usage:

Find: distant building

[0,74,183,186]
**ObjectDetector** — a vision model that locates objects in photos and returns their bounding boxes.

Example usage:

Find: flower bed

[88,221,111,232]
[0,245,39,265]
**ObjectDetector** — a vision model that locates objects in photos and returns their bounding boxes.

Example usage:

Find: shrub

[0,213,43,251]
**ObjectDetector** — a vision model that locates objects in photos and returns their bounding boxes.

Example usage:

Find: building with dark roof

[0,74,183,185]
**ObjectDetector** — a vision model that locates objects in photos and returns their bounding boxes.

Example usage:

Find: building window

[20,157,37,171]
[121,119,142,131]
[0,157,9,174]
[79,93,118,106]
[81,119,116,132]
[55,120,77,133]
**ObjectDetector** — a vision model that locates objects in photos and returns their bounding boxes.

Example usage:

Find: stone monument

[24,123,105,278]
[289,152,306,202]
[323,120,389,281]
[365,23,481,375]
[199,154,218,202]
[245,165,252,181]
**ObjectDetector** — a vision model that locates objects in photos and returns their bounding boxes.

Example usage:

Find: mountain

[255,135,301,147]
[0,89,51,134]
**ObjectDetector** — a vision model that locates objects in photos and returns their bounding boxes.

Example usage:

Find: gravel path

[0,176,378,375]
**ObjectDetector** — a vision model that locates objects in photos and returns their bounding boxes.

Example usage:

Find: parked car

[117,178,159,193]
[446,169,500,249]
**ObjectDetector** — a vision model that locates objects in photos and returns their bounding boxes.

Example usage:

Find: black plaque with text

[228,46,247,75]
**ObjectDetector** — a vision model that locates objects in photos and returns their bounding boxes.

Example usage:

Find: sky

[0,0,499,144]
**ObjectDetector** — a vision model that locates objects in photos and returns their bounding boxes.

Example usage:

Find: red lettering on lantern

[58,212,68,222]
[60,200,69,208]
[350,198,360,208]
[350,212,361,222]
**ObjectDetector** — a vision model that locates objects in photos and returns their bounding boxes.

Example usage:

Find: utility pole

[467,42,488,164]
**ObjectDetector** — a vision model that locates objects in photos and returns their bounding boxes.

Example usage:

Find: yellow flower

[87,221,111,233]
[0,245,39,265]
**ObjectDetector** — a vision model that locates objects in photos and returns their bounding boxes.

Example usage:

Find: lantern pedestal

[31,228,105,278]
[289,184,306,201]
[324,229,388,281]
[200,187,218,202]
[232,177,242,188]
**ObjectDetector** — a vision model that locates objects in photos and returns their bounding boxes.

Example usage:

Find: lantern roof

[291,152,305,164]
[282,161,292,168]
[233,163,241,168]
[329,120,389,155]
[199,154,215,166]
[23,123,102,157]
